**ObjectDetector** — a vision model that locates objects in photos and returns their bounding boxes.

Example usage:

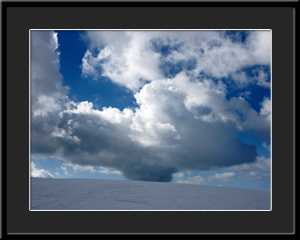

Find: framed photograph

[2,1,298,237]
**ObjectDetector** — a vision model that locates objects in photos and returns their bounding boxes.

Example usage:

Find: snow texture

[31,178,270,210]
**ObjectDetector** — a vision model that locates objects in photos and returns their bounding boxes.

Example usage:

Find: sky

[30,30,271,192]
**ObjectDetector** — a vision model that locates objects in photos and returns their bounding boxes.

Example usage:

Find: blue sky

[30,30,271,192]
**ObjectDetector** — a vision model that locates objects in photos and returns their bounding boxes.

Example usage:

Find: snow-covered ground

[30,178,270,210]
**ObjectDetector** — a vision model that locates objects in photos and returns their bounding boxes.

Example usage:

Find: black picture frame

[1,1,299,238]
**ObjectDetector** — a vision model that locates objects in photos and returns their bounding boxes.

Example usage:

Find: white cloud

[99,167,122,175]
[63,163,96,173]
[51,32,59,50]
[239,91,251,99]
[263,142,271,151]
[130,72,270,145]
[172,172,184,178]
[177,175,207,185]
[254,68,270,88]
[33,95,63,117]
[164,30,270,80]
[230,67,270,90]
[260,97,271,121]
[31,162,54,178]
[61,101,134,125]
[207,172,236,182]
[247,31,271,65]
[61,165,69,175]
[81,31,163,91]
[81,30,271,92]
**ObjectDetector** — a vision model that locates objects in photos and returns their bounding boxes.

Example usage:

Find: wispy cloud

[229,156,270,172]
[99,167,122,175]
[173,171,237,185]
[245,171,270,181]
[207,172,237,182]
[63,163,96,173]
[61,165,69,175]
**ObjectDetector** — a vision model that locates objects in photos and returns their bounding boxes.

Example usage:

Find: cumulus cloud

[260,97,271,121]
[246,31,271,65]
[81,30,271,91]
[31,30,271,183]
[253,68,270,88]
[31,162,54,178]
[81,31,163,91]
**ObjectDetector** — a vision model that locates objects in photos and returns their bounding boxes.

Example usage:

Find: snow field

[30,178,270,210]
